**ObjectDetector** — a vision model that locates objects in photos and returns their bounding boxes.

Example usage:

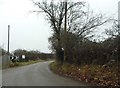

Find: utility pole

[64,1,67,62]
[118,1,120,35]
[8,25,10,55]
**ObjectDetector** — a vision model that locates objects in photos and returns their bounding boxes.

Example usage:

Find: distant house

[0,48,10,68]
[2,55,10,69]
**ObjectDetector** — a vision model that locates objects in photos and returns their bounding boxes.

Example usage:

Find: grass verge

[9,59,44,68]
[50,61,119,87]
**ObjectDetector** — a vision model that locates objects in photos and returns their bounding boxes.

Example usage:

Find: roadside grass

[9,59,44,67]
[50,62,119,87]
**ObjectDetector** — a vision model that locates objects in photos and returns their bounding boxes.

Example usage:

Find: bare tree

[33,0,65,63]
[32,0,110,64]
[32,0,85,64]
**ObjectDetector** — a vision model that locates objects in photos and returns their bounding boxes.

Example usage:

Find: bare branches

[66,8,110,39]
[32,0,110,38]
[67,1,85,12]
[32,0,111,63]
[105,20,119,38]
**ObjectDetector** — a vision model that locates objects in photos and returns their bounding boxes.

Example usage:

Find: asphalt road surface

[2,61,87,86]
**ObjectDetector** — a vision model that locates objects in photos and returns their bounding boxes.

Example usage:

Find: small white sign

[22,55,25,59]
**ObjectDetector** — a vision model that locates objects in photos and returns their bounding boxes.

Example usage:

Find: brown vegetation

[50,62,119,87]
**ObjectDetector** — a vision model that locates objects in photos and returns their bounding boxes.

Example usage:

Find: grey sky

[0,0,119,53]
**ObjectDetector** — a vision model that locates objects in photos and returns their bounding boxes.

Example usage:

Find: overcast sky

[0,0,119,53]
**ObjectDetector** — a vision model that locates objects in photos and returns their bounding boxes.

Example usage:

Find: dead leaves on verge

[50,62,119,87]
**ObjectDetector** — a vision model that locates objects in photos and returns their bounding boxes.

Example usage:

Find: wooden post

[64,1,67,62]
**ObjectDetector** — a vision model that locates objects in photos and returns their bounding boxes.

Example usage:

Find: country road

[2,61,87,86]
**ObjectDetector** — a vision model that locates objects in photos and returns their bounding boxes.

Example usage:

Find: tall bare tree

[32,0,110,64]
[32,0,85,64]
